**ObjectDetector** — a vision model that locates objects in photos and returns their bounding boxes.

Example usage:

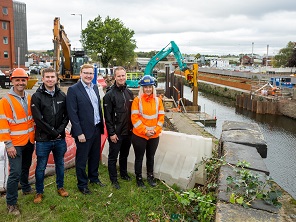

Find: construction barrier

[0,125,108,193]
[102,131,213,190]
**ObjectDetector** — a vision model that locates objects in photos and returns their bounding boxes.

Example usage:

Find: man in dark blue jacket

[66,64,105,194]
[31,67,69,203]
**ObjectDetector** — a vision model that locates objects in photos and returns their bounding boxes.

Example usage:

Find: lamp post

[97,53,102,68]
[71,13,83,47]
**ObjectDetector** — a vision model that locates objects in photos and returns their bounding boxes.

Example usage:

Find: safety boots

[147,174,157,187]
[136,176,146,188]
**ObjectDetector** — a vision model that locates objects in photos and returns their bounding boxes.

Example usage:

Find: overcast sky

[22,0,296,56]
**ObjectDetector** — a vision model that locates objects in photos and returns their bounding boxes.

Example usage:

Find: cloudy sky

[22,0,296,56]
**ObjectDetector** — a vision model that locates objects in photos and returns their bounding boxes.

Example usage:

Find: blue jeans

[6,141,34,206]
[35,139,67,194]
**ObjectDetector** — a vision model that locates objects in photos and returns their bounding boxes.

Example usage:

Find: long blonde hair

[138,85,157,98]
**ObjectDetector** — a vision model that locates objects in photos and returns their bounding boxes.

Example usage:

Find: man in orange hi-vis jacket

[131,75,165,188]
[0,68,35,216]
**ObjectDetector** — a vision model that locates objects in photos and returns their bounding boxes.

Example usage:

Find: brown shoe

[57,188,69,197]
[33,193,43,204]
[7,204,21,216]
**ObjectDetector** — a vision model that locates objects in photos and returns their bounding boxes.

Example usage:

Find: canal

[160,82,296,199]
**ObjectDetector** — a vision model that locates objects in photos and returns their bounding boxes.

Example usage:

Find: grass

[0,164,179,222]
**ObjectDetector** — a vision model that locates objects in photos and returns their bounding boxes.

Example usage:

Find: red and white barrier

[0,126,107,193]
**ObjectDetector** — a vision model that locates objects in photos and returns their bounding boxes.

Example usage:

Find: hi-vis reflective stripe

[133,120,142,128]
[4,95,17,120]
[3,95,32,123]
[7,115,33,124]
[0,129,10,134]
[10,126,34,136]
[142,113,158,119]
[138,96,160,117]
[131,110,139,114]
[157,121,163,127]
[146,126,155,130]
[159,110,165,114]
[0,114,6,119]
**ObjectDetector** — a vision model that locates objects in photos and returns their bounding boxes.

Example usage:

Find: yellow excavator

[53,17,88,85]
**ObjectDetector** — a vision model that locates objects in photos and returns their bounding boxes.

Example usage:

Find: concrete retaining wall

[198,81,242,100]
[199,80,296,119]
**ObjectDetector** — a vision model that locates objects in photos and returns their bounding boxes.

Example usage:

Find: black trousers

[6,141,34,205]
[132,133,159,177]
[75,127,101,190]
[108,134,131,182]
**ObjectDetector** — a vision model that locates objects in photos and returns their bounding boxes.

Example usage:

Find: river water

[159,83,296,199]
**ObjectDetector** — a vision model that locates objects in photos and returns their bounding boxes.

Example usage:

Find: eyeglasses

[82,72,94,75]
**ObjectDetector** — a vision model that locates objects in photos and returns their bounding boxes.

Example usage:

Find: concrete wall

[199,80,296,119]
[198,81,241,100]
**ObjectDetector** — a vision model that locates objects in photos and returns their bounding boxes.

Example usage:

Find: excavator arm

[53,17,72,77]
[53,17,87,85]
[143,41,195,83]
[144,41,188,76]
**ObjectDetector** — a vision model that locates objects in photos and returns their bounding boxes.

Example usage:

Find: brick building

[0,0,27,72]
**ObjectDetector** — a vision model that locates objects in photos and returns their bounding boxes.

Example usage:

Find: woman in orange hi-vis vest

[131,75,165,188]
[0,68,35,216]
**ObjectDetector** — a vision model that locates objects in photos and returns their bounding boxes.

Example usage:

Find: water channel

[159,83,296,199]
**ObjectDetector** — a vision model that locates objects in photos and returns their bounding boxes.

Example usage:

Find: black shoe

[121,175,132,181]
[79,187,92,195]
[147,176,157,187]
[90,180,106,187]
[136,178,146,188]
[112,181,121,190]
[23,188,35,195]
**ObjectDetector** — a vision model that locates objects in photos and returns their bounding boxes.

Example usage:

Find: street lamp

[97,53,102,68]
[71,13,83,47]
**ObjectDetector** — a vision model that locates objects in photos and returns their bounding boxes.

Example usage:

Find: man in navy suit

[66,64,105,194]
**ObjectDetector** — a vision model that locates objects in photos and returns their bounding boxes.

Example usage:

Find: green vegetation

[273,41,296,68]
[0,164,217,221]
[82,15,136,67]
[226,160,282,208]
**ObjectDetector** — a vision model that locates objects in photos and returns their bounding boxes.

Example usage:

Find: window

[3,37,8,44]
[2,7,8,15]
[4,51,9,58]
[2,22,7,30]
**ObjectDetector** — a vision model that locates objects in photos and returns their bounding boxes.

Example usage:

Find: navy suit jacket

[66,81,104,139]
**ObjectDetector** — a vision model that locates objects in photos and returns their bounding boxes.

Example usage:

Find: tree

[287,45,296,67]
[82,15,137,67]
[273,41,295,67]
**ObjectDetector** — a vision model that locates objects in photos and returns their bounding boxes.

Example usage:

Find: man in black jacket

[103,66,134,189]
[31,67,69,203]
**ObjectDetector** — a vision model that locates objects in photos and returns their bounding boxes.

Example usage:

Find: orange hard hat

[10,68,28,80]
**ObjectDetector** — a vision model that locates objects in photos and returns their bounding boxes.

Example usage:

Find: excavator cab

[72,50,88,75]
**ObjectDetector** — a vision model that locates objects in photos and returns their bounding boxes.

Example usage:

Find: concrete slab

[217,165,279,214]
[216,201,280,222]
[220,129,267,158]
[223,142,269,175]
[222,121,261,132]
